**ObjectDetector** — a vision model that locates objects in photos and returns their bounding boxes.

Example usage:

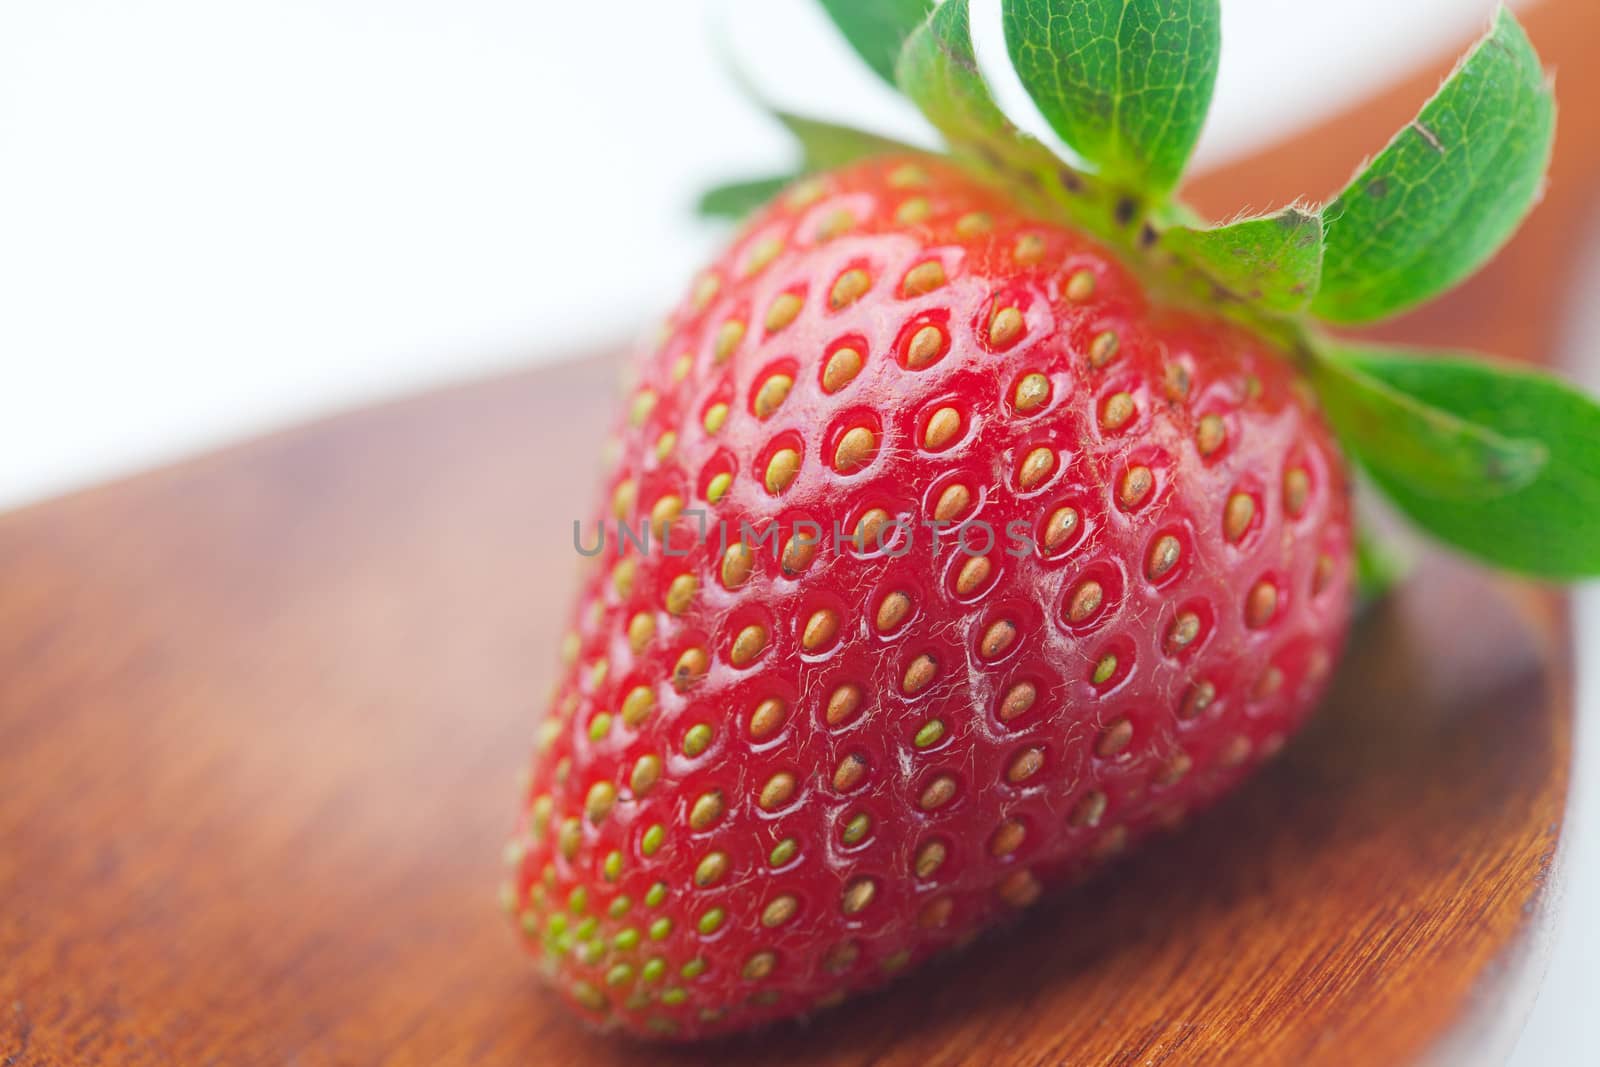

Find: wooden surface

[3,2,1598,1064]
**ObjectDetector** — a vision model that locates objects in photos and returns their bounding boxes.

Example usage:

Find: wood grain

[2,2,1596,1064]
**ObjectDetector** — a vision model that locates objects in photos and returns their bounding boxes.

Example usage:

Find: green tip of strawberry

[516,0,1600,1040]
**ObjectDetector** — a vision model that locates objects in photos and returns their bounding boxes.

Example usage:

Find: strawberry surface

[506,156,1354,1038]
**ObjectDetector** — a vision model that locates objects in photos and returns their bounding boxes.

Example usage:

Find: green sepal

[1163,206,1324,312]
[691,107,915,220]
[818,0,936,87]
[1355,524,1410,603]
[1312,8,1556,324]
[773,110,919,171]
[698,35,921,222]
[896,0,1110,236]
[1001,0,1220,197]
[1310,344,1545,501]
[1314,341,1600,579]
[696,175,797,220]
[895,0,1063,177]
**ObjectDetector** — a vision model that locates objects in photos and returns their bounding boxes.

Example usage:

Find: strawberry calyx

[703,0,1600,581]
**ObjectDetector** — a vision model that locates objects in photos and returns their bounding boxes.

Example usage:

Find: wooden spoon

[1,1,1595,1063]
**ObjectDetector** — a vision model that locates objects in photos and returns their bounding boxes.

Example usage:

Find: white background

[0,0,1554,508]
[0,1,1592,1062]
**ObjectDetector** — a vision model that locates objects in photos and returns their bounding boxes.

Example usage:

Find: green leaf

[1164,206,1324,312]
[696,175,795,220]
[818,0,936,87]
[896,0,1097,228]
[1312,9,1555,324]
[1001,0,1220,196]
[1315,341,1600,579]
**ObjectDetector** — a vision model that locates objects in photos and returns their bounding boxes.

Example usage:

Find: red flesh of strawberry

[507,157,1354,1038]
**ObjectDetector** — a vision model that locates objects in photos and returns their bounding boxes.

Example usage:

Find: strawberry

[506,0,1594,1040]
[509,153,1353,1035]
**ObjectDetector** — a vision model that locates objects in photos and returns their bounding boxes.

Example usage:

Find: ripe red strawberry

[505,154,1352,1036]
[506,0,1584,1042]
